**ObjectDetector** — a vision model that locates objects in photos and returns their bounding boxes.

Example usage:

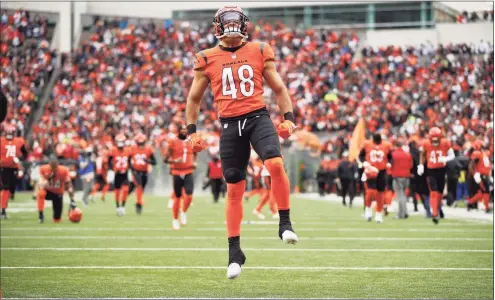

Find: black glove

[69,198,77,210]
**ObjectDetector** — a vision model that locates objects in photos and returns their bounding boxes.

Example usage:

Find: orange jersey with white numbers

[0,137,25,169]
[109,147,130,173]
[168,138,194,176]
[422,139,451,169]
[193,42,274,118]
[130,145,154,172]
[471,150,491,175]
[362,140,392,171]
[40,165,70,195]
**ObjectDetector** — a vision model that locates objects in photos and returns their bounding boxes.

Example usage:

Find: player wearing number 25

[185,5,298,280]
[0,124,28,219]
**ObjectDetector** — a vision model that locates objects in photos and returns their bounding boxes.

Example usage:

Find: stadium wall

[365,22,493,47]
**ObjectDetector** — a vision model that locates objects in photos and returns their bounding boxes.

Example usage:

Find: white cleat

[282,230,298,245]
[180,211,187,226]
[120,207,126,216]
[168,199,174,209]
[364,207,372,222]
[252,209,265,220]
[272,213,279,220]
[172,219,181,231]
[116,208,122,217]
[226,263,242,280]
[375,212,383,224]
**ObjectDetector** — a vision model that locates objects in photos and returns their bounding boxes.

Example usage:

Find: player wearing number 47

[185,5,298,280]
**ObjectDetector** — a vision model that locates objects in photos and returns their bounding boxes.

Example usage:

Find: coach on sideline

[391,140,413,219]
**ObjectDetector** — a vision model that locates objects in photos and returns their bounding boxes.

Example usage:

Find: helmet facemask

[214,10,249,39]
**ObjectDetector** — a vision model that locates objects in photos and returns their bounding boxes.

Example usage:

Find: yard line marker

[2,247,492,253]
[2,266,492,271]
[1,227,492,232]
[1,236,492,241]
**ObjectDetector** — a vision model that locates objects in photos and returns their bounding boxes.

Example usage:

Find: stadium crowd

[0,10,493,212]
[0,9,57,137]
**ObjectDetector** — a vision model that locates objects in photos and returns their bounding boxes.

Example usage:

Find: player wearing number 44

[185,5,298,280]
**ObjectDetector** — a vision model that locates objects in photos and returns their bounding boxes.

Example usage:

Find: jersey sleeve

[261,42,275,62]
[193,51,208,71]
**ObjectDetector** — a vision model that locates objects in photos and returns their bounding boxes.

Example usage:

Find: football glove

[13,157,20,164]
[188,133,206,153]
[69,198,77,210]
[474,172,482,184]
[277,120,296,139]
[361,173,367,182]
[417,164,424,176]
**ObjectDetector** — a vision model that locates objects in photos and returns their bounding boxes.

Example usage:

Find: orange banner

[349,118,366,162]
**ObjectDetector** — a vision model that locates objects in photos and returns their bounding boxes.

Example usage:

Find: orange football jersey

[109,147,130,173]
[471,150,491,175]
[0,137,25,169]
[40,165,70,195]
[362,140,392,171]
[194,42,274,118]
[130,145,154,172]
[169,139,194,176]
[422,138,451,169]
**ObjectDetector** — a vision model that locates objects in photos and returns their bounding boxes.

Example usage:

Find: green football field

[1,192,493,299]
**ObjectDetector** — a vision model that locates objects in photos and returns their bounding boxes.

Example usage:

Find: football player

[129,133,157,215]
[37,156,77,223]
[467,142,492,213]
[0,124,28,219]
[417,127,455,224]
[358,133,393,223]
[253,165,279,220]
[185,5,298,279]
[362,162,380,221]
[108,134,131,216]
[166,125,195,230]
[90,144,110,202]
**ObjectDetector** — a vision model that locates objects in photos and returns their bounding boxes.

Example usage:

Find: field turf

[1,192,493,299]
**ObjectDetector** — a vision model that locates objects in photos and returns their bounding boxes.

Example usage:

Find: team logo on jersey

[232,54,236,59]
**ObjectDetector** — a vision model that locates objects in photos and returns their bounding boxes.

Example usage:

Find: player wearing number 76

[185,5,298,280]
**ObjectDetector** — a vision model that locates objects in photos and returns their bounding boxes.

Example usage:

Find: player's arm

[148,153,157,166]
[418,148,425,175]
[263,60,295,138]
[107,155,113,170]
[20,145,28,160]
[357,149,366,168]
[65,174,76,209]
[185,69,210,134]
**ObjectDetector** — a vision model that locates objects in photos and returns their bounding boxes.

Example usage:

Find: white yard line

[0,298,451,300]
[1,247,491,253]
[2,266,492,271]
[2,235,491,241]
[1,227,491,232]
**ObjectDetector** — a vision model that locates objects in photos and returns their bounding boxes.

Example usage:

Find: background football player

[0,124,28,219]
[108,134,131,216]
[185,5,298,280]
[129,133,156,215]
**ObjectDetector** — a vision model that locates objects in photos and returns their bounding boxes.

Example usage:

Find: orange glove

[277,120,296,139]
[188,133,206,153]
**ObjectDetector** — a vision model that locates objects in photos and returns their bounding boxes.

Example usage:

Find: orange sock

[226,180,245,238]
[255,189,270,212]
[121,185,129,205]
[37,189,47,212]
[136,186,144,205]
[264,157,290,210]
[365,189,376,207]
[376,191,384,213]
[172,193,180,219]
[268,191,278,214]
[482,194,490,210]
[1,190,10,209]
[245,188,259,198]
[115,188,121,204]
[385,190,394,206]
[91,183,100,196]
[102,184,109,198]
[430,191,439,217]
[468,191,484,204]
[182,194,193,213]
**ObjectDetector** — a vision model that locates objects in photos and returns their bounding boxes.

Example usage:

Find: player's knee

[223,168,245,184]
[38,189,47,198]
[264,157,285,176]
[261,145,281,161]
